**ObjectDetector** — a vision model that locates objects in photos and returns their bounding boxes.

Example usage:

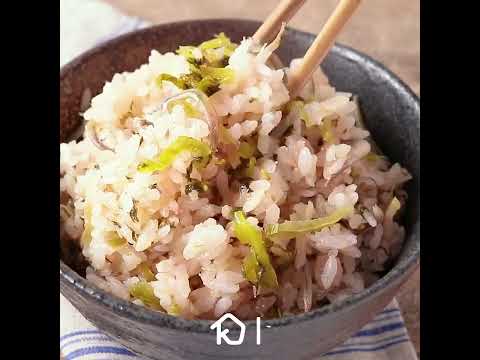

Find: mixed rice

[60,31,411,320]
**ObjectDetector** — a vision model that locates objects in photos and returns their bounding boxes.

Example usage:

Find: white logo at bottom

[210,313,261,345]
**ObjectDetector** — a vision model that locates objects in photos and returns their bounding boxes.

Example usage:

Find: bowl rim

[60,18,420,333]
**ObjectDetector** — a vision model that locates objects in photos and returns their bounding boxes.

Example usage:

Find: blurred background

[102,0,420,95]
[61,0,420,355]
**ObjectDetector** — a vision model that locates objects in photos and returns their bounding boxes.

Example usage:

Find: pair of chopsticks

[254,0,362,97]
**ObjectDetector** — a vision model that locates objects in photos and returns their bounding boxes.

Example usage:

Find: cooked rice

[60,33,411,320]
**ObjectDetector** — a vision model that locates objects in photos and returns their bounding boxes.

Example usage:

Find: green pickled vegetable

[202,49,224,68]
[364,152,386,163]
[105,232,127,250]
[166,99,201,118]
[385,196,401,219]
[260,169,271,180]
[218,123,236,145]
[176,46,200,64]
[157,68,231,96]
[287,100,313,127]
[129,281,164,311]
[193,153,212,171]
[266,206,354,239]
[81,204,93,247]
[243,249,261,284]
[199,32,237,56]
[194,67,235,95]
[162,33,237,97]
[239,141,255,159]
[195,75,220,96]
[246,157,256,178]
[350,167,359,178]
[233,211,278,289]
[135,263,156,282]
[215,157,226,166]
[138,136,211,173]
[177,33,236,68]
[185,179,209,194]
[179,69,203,89]
[156,74,186,89]
[320,115,336,144]
[168,302,181,316]
[199,66,235,84]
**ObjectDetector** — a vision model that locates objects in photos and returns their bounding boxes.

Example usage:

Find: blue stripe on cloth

[64,346,137,360]
[369,313,402,324]
[335,333,408,349]
[379,308,400,315]
[353,321,406,337]
[61,336,112,351]
[61,330,104,342]
[323,338,410,356]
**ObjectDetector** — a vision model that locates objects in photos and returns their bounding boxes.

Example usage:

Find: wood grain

[287,0,362,96]
[253,0,306,44]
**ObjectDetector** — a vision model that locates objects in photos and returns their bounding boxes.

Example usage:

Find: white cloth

[60,0,149,67]
[59,1,418,359]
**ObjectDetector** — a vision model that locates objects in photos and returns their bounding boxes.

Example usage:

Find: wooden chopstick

[253,0,307,45]
[287,0,362,97]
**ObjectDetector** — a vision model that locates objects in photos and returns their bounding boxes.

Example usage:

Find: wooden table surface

[102,0,421,356]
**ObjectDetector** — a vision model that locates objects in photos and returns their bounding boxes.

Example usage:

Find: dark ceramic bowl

[60,19,420,360]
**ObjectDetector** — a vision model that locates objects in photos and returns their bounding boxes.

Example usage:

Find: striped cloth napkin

[61,293,417,360]
[59,1,418,359]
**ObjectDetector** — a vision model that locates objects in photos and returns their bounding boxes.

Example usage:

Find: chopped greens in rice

[60,32,411,320]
